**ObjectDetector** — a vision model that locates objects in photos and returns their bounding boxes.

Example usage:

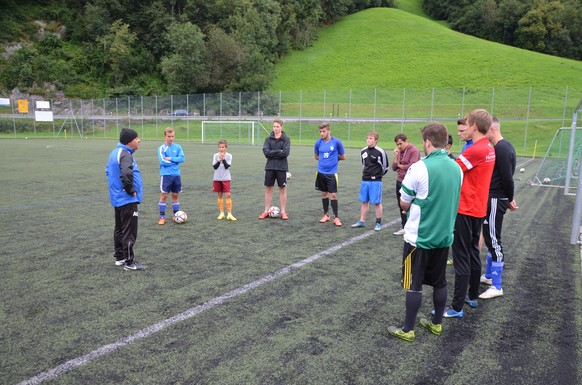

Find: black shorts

[264,170,287,187]
[401,242,448,291]
[315,172,338,193]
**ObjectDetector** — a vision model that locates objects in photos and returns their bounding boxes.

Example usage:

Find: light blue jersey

[158,143,185,176]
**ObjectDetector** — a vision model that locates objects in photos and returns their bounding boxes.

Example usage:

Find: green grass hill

[270,7,582,91]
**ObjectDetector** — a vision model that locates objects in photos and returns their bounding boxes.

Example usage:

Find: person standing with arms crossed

[314,123,346,226]
[480,117,518,299]
[259,119,291,220]
[157,127,185,225]
[213,139,237,221]
[392,134,420,236]
[105,128,145,271]
[387,123,462,342]
[351,131,388,231]
[443,109,496,318]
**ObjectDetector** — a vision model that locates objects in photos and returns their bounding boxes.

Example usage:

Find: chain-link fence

[0,87,579,155]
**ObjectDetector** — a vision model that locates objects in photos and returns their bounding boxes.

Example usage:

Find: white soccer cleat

[479,287,503,299]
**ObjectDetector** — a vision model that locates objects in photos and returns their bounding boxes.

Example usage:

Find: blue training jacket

[106,143,143,207]
[158,143,185,176]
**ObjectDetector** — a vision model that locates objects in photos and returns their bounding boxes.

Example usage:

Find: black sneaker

[124,261,145,271]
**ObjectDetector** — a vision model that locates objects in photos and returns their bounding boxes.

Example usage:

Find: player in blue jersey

[157,127,185,225]
[314,123,346,226]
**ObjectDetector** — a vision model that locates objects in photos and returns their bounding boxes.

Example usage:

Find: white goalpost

[201,121,257,145]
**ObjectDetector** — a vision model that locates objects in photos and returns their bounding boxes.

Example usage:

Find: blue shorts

[160,175,182,193]
[358,180,383,204]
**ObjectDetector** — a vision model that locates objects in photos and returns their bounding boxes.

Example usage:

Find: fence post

[524,87,531,155]
[461,87,465,118]
[490,87,494,115]
[570,137,582,245]
[562,86,569,128]
[140,96,144,138]
[565,98,582,195]
[373,87,377,131]
[430,88,435,121]
[348,89,352,147]
[401,88,405,133]
[115,97,119,136]
[299,90,303,142]
[323,89,327,120]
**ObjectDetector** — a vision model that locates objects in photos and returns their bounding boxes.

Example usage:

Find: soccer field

[1,138,580,385]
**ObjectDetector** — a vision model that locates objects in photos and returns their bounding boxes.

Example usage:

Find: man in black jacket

[480,117,518,299]
[351,131,388,231]
[259,119,291,220]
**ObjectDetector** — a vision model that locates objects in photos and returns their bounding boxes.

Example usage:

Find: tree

[96,20,139,86]
[134,1,175,61]
[496,0,530,45]
[205,27,246,92]
[515,8,547,52]
[160,21,208,94]
[221,0,282,63]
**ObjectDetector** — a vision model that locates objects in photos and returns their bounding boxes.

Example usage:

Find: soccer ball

[286,171,292,180]
[268,206,281,218]
[520,168,525,173]
[542,177,551,184]
[174,210,187,223]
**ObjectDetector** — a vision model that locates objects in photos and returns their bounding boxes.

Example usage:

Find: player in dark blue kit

[314,123,346,226]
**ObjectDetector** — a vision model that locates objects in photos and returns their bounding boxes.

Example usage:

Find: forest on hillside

[0,0,394,98]
[1,0,580,99]
[423,0,582,61]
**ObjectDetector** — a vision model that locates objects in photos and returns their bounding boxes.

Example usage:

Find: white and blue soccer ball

[268,206,281,218]
[174,210,188,223]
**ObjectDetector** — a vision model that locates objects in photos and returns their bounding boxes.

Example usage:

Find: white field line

[17,219,399,385]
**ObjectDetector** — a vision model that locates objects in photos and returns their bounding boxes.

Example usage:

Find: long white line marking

[17,219,399,385]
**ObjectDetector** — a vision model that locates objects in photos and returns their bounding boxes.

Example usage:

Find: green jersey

[400,149,463,249]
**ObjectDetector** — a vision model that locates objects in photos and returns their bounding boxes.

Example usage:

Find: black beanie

[120,128,138,145]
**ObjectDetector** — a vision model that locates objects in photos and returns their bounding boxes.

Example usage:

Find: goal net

[532,126,582,193]
[201,121,257,145]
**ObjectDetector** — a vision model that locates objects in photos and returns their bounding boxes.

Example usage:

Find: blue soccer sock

[159,202,166,218]
[485,252,492,278]
[172,202,180,213]
[491,261,504,290]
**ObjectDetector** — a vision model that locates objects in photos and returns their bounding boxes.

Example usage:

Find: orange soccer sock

[226,197,233,213]
[217,197,224,213]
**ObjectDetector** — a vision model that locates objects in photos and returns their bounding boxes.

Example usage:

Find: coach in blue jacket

[106,128,145,271]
